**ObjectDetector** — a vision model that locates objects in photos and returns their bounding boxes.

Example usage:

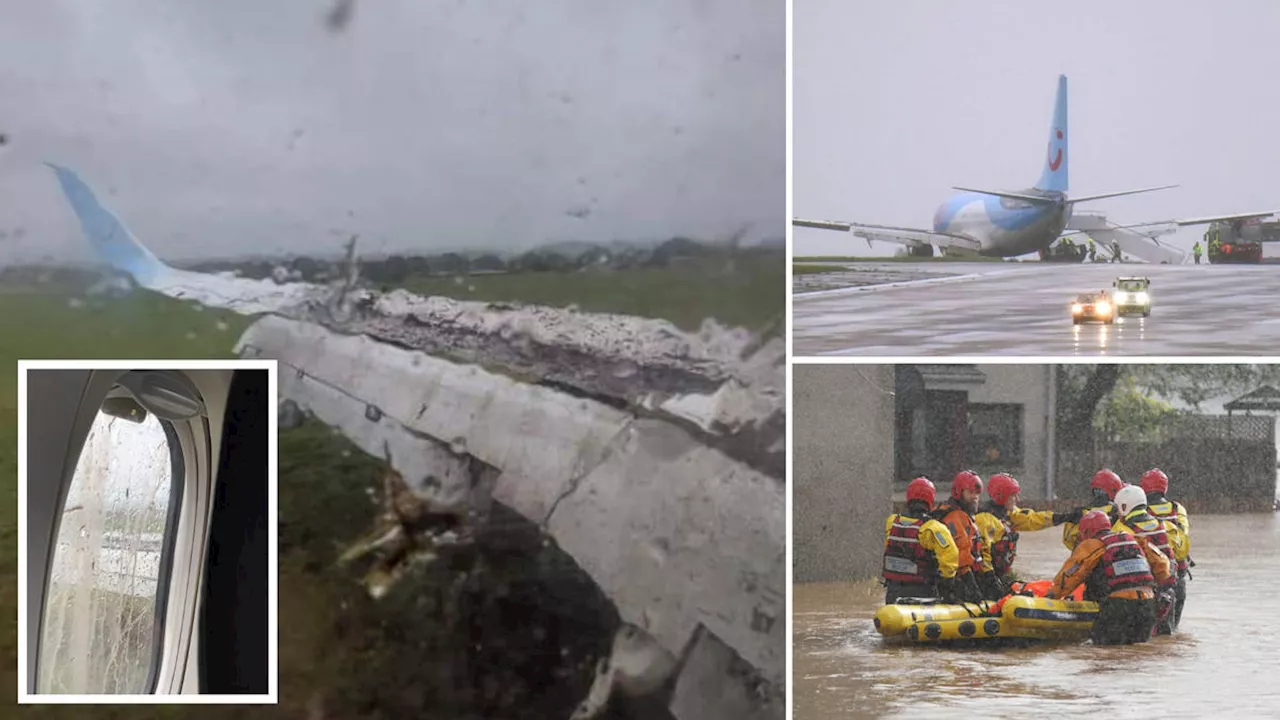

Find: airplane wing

[792,218,983,252]
[49,161,788,715]
[1134,209,1280,229]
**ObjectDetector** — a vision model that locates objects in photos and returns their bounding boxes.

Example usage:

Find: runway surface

[792,261,1280,356]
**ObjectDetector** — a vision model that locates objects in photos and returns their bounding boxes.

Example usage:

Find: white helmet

[1115,484,1147,516]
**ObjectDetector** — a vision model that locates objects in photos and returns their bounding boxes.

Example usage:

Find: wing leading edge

[792,218,982,252]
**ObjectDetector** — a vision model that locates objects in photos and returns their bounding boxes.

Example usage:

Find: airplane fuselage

[932,189,1072,257]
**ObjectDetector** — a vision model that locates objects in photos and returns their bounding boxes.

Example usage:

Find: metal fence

[1058,415,1276,513]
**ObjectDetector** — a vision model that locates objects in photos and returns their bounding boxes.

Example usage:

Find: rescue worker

[1140,468,1192,632]
[1113,484,1181,632]
[882,477,961,604]
[975,473,1083,584]
[1111,241,1121,262]
[1087,237,1097,262]
[1193,241,1203,265]
[1046,510,1172,645]
[1062,469,1125,550]
[931,471,996,602]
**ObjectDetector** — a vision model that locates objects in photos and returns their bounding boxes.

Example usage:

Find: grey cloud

[0,0,783,262]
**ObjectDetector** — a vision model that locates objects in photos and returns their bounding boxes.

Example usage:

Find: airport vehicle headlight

[1114,292,1129,303]
[1071,304,1083,314]
[1136,292,1149,303]
[1096,302,1112,314]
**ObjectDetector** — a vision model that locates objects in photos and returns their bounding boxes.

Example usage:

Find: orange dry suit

[1049,529,1172,603]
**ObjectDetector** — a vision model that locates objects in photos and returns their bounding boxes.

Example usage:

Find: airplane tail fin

[1034,75,1068,193]
[45,163,168,285]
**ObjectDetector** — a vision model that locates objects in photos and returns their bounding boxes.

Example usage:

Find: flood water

[793,514,1280,719]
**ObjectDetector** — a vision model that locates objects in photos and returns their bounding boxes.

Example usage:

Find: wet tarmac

[792,261,1280,356]
[792,513,1280,720]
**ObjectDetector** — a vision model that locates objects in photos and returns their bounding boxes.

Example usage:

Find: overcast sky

[795,1,1280,258]
[0,0,783,262]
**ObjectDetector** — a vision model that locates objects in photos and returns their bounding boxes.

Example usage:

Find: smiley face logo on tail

[1048,129,1064,171]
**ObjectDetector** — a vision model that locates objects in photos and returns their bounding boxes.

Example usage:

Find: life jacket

[933,500,982,574]
[882,514,939,585]
[983,505,1019,577]
[1146,497,1190,575]
[1087,531,1156,599]
[1117,509,1175,568]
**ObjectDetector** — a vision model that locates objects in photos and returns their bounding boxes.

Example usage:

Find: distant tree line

[0,236,784,289]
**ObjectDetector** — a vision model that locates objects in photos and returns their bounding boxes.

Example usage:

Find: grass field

[402,252,785,335]
[0,261,766,715]
[792,264,845,276]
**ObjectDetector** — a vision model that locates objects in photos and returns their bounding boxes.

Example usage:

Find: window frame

[142,417,186,693]
[966,402,1025,469]
[35,393,188,696]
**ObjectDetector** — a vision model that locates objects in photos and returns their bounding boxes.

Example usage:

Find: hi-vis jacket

[1146,494,1191,574]
[975,506,1056,577]
[1113,509,1183,585]
[882,513,959,584]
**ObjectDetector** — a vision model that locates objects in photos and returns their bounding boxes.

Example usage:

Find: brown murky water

[793,514,1280,719]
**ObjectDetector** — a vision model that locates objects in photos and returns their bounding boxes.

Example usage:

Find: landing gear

[908,244,935,258]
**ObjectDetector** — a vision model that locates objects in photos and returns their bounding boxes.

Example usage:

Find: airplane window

[36,407,181,694]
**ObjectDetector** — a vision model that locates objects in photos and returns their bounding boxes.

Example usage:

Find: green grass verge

[400,252,785,335]
[792,264,849,276]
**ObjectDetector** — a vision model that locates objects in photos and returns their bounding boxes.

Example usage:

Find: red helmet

[906,477,936,506]
[1078,510,1112,540]
[951,470,983,499]
[988,473,1021,506]
[1140,468,1169,495]
[1091,469,1124,499]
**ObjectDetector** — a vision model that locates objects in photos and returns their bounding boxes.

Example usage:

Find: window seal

[143,418,186,694]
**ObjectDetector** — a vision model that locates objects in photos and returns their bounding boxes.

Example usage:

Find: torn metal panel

[544,418,785,688]
[234,315,785,690]
[668,626,785,720]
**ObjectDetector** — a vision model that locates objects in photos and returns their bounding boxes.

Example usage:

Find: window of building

[37,405,183,694]
[967,403,1024,469]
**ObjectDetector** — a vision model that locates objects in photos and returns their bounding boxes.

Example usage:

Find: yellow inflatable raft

[874,594,1099,643]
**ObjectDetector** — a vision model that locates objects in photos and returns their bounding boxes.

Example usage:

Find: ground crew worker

[1062,469,1125,550]
[1046,510,1172,645]
[975,473,1083,584]
[1111,241,1121,262]
[1140,468,1192,631]
[882,477,961,604]
[1193,241,1203,264]
[931,471,995,602]
[1113,484,1180,632]
[1087,237,1097,262]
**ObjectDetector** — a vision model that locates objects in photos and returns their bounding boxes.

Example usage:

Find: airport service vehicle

[1112,276,1151,317]
[1071,291,1114,325]
[874,580,1092,644]
[1206,217,1280,264]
